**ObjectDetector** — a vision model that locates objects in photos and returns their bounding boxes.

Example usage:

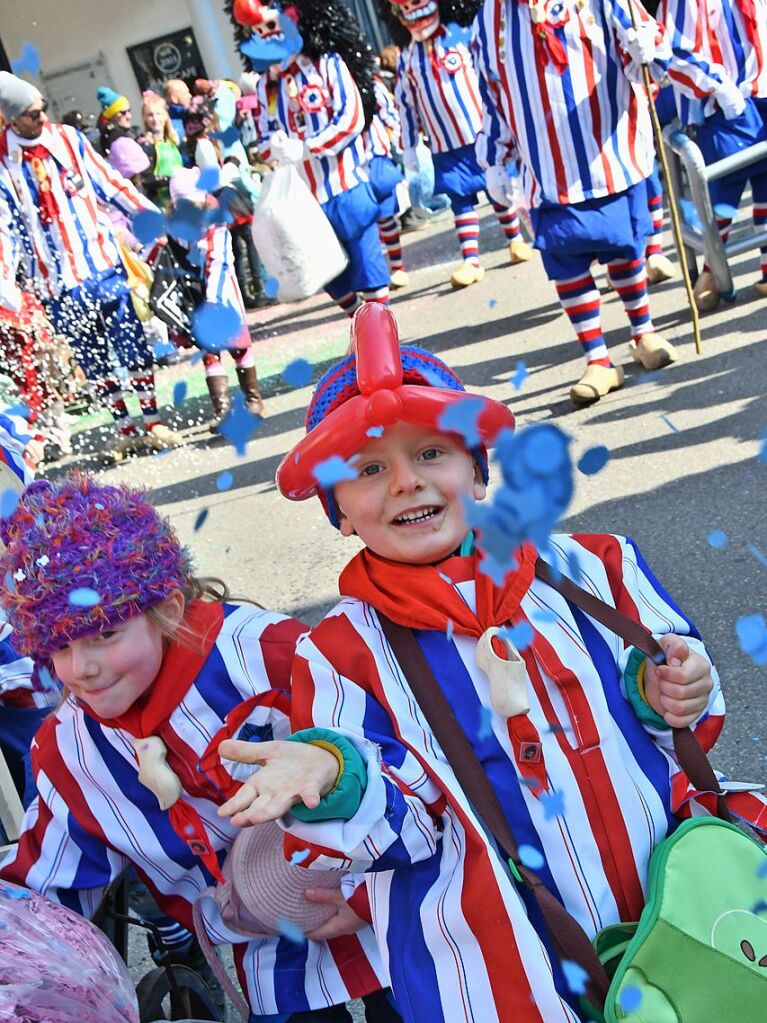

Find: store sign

[127,28,207,92]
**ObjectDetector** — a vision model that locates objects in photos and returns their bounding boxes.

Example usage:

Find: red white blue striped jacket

[279,535,747,1023]
[367,77,402,160]
[659,0,767,124]
[255,53,369,205]
[0,124,156,307]
[395,30,484,154]
[473,0,734,207]
[0,605,388,1016]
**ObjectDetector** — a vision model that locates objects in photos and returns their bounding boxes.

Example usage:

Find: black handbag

[148,239,206,334]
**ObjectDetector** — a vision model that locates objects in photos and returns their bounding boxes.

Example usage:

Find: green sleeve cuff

[286,728,368,822]
[623,646,668,730]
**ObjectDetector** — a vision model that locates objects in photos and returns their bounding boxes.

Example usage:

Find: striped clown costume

[382,0,533,287]
[0,112,178,449]
[367,76,409,288]
[472,0,737,404]
[267,305,766,1023]
[234,0,391,318]
[659,0,767,306]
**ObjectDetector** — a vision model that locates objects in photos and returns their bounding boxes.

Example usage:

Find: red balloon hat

[276,303,515,505]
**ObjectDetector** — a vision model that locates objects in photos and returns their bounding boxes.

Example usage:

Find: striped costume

[280,534,743,1023]
[0,605,389,1018]
[0,123,166,437]
[367,77,407,278]
[256,52,390,311]
[395,26,524,274]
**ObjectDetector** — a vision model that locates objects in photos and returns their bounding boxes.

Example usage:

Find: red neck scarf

[20,143,61,226]
[528,2,569,76]
[85,600,227,882]
[339,543,548,792]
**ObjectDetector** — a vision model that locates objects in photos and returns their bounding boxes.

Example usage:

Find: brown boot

[236,365,265,417]
[206,375,232,432]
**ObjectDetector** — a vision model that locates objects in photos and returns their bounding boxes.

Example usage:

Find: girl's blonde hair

[141,94,179,146]
[146,576,229,648]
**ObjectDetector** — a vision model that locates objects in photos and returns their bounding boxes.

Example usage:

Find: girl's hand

[217,739,339,827]
[303,889,368,941]
[643,635,714,728]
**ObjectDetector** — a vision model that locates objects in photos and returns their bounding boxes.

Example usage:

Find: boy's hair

[0,474,193,660]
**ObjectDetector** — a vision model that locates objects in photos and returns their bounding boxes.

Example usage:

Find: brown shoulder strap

[377,613,610,1009]
[534,558,727,811]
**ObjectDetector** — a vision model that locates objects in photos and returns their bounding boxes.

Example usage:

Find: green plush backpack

[584,818,767,1022]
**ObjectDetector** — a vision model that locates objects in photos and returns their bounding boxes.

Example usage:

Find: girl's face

[50,593,184,718]
[144,103,167,134]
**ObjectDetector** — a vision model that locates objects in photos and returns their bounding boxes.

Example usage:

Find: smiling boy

[220,305,734,1022]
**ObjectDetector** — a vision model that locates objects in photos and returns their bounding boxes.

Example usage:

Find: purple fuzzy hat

[0,474,193,660]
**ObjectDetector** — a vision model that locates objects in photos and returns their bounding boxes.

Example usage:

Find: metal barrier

[662,126,767,301]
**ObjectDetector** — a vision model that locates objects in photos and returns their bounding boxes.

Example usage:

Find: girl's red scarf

[339,543,548,791]
[85,600,227,882]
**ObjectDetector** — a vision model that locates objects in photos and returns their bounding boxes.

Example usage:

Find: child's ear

[158,589,186,626]
[473,462,487,503]
[337,510,357,538]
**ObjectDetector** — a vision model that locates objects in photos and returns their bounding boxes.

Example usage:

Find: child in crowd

[0,473,399,1023]
[218,304,761,1022]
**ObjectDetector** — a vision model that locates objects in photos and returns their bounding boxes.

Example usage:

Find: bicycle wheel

[136,963,224,1021]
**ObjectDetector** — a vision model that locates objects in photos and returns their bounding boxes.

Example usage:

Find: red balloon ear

[233,0,266,26]
[351,303,403,397]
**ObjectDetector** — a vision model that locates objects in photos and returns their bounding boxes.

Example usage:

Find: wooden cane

[628,0,703,354]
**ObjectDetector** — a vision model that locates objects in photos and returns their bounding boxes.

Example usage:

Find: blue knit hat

[96,86,130,120]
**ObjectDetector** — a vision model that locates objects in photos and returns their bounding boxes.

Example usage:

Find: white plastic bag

[251,166,348,301]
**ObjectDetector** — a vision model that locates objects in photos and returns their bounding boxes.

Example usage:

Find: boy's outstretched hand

[217,739,340,827]
[643,634,714,728]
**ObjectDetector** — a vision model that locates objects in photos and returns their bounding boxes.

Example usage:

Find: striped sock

[98,378,138,435]
[493,202,521,241]
[646,192,664,257]
[555,273,610,365]
[203,354,226,377]
[361,286,390,305]
[754,203,767,281]
[378,217,404,272]
[608,258,654,339]
[454,211,481,265]
[703,216,733,273]
[130,370,160,429]
[336,292,361,318]
[232,346,255,369]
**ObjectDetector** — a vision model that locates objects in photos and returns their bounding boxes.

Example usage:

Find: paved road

[58,203,765,1015]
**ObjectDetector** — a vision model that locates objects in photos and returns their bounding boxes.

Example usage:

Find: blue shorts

[530,182,652,280]
[431,144,486,215]
[695,98,767,208]
[0,704,50,809]
[322,183,390,297]
[49,266,153,379]
[368,155,404,221]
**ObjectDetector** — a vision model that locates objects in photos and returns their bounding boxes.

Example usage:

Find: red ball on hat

[233,0,267,26]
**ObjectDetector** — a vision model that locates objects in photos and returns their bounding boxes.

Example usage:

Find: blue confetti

[752,898,767,915]
[68,588,100,607]
[759,433,767,464]
[1,488,19,520]
[707,530,728,549]
[712,203,738,222]
[561,960,589,995]
[477,705,494,741]
[133,210,167,245]
[510,360,528,391]
[488,298,498,309]
[212,124,242,149]
[168,198,210,244]
[757,860,767,879]
[518,844,545,870]
[540,790,566,821]
[36,665,58,692]
[313,456,358,488]
[736,615,767,665]
[618,985,643,1013]
[194,508,209,531]
[438,396,485,449]
[276,917,307,945]
[0,883,31,901]
[446,619,454,642]
[282,359,313,388]
[366,425,384,438]
[289,848,310,865]
[217,471,234,492]
[577,445,610,476]
[264,276,280,298]
[499,621,534,650]
[197,167,221,192]
[678,198,703,231]
[567,549,583,584]
[748,544,767,569]
[192,303,244,351]
[173,381,187,407]
[11,42,40,78]
[660,414,680,433]
[533,608,559,625]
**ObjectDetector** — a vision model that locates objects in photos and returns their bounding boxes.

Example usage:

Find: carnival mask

[234,0,305,72]
[390,0,441,42]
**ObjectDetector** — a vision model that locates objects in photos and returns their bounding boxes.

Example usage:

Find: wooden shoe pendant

[476,627,530,718]
[133,735,182,810]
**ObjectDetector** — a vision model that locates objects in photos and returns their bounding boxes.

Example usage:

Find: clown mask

[390,0,441,42]
[234,0,305,73]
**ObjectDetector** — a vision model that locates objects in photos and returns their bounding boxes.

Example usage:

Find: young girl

[0,473,396,1022]
[140,91,185,211]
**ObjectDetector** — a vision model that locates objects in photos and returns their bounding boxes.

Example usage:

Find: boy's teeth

[395,507,437,524]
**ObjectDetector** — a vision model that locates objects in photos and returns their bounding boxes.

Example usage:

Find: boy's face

[335,421,486,565]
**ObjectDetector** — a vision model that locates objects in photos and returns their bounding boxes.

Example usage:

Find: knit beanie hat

[276,304,515,527]
[0,474,193,659]
[96,86,130,121]
[107,135,150,178]
[0,71,43,122]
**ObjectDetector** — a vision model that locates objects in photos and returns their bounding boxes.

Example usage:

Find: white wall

[1,0,243,117]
